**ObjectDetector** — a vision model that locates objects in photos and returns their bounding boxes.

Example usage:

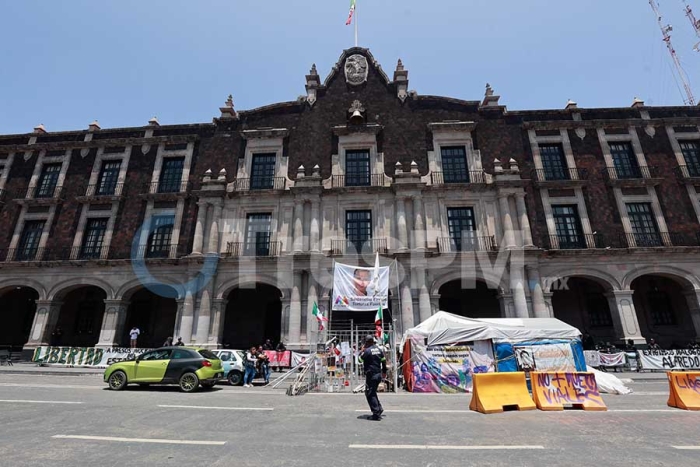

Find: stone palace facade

[2,48,700,355]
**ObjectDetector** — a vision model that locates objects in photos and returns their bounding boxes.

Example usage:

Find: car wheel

[108,370,128,391]
[179,372,199,393]
[228,371,243,386]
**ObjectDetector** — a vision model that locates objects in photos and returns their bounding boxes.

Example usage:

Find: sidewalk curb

[0,370,103,377]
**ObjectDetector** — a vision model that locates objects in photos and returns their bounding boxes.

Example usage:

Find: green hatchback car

[104,347,223,393]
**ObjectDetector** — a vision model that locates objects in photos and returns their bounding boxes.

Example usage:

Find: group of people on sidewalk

[243,339,287,387]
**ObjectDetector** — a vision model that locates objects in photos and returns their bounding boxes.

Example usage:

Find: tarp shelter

[401,311,586,393]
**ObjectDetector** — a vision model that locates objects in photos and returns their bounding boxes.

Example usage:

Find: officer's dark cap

[365,335,375,344]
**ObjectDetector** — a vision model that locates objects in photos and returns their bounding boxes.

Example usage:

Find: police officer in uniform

[358,335,387,421]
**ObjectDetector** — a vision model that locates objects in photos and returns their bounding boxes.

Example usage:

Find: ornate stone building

[2,47,700,355]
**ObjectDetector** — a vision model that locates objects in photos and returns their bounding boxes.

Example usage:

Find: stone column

[310,200,320,252]
[499,194,516,249]
[510,266,529,318]
[683,290,700,339]
[208,298,228,347]
[605,290,645,344]
[396,197,408,250]
[179,291,195,343]
[413,197,426,251]
[195,288,212,345]
[192,202,207,255]
[526,265,548,318]
[288,271,302,344]
[293,202,304,252]
[207,202,223,255]
[515,193,534,247]
[400,282,414,334]
[306,279,319,345]
[416,268,431,323]
[543,292,554,318]
[96,300,130,347]
[25,300,63,347]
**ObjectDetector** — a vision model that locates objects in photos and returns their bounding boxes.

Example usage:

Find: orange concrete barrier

[530,372,607,411]
[469,372,536,414]
[667,371,700,411]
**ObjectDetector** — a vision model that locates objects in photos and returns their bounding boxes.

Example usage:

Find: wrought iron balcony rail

[431,170,485,185]
[52,246,110,261]
[148,180,189,194]
[84,183,124,197]
[676,164,700,179]
[2,247,50,262]
[543,234,605,250]
[24,185,64,200]
[225,240,282,257]
[438,236,497,252]
[233,177,287,191]
[133,244,181,259]
[605,165,657,180]
[331,238,388,255]
[533,168,588,182]
[331,174,387,188]
[619,232,690,248]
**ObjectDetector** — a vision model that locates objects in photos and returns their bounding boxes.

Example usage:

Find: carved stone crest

[344,54,368,86]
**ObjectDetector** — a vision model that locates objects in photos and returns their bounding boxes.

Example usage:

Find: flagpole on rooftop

[354,0,358,47]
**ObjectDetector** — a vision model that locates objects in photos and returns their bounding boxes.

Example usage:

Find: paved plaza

[0,372,696,467]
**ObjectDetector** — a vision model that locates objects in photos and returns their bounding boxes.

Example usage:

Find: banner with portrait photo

[332,261,390,311]
[409,341,495,393]
[513,343,576,372]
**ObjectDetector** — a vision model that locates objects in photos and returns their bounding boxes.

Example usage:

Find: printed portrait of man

[353,268,371,296]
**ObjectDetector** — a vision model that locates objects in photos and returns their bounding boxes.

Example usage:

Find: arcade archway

[54,286,107,347]
[0,287,39,350]
[551,277,615,346]
[223,283,282,349]
[123,285,178,348]
[438,279,501,318]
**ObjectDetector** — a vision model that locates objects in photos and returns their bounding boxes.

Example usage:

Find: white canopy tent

[404,311,581,346]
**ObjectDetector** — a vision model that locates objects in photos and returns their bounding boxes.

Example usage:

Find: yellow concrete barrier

[530,372,607,411]
[667,371,700,411]
[469,372,536,414]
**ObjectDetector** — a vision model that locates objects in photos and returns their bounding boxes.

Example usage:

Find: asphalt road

[0,374,696,467]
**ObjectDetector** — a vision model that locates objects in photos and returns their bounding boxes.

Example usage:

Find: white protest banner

[639,349,700,370]
[513,344,576,372]
[584,350,601,367]
[32,346,151,368]
[599,352,626,367]
[332,261,390,311]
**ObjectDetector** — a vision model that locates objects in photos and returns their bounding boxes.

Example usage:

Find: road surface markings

[354,409,475,414]
[0,383,101,390]
[349,444,544,451]
[158,405,273,411]
[0,399,83,405]
[672,446,700,450]
[52,435,225,446]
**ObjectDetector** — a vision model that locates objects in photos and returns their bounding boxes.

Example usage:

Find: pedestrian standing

[129,327,140,349]
[174,337,185,346]
[263,339,273,350]
[163,337,173,347]
[257,346,271,384]
[275,341,286,372]
[244,347,257,388]
[358,335,386,421]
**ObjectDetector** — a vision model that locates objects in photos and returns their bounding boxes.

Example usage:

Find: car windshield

[198,349,219,360]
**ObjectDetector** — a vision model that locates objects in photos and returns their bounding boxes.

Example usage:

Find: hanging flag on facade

[375,306,383,338]
[346,0,356,25]
[312,302,328,331]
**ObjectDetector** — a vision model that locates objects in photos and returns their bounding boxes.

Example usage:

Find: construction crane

[682,1,700,51]
[649,0,696,105]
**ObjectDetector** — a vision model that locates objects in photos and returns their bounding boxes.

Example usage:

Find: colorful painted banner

[332,261,390,311]
[598,352,626,367]
[263,350,291,367]
[32,346,151,368]
[410,342,495,393]
[513,344,576,372]
[639,349,700,370]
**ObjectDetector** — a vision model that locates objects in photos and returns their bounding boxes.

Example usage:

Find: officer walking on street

[358,335,387,421]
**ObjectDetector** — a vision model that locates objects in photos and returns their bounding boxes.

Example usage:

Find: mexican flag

[375,306,383,338]
[312,302,328,331]
[346,0,356,25]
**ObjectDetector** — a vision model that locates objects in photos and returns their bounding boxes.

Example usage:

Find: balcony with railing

[675,163,700,181]
[604,165,661,186]
[54,246,110,261]
[619,231,692,248]
[233,176,287,192]
[225,240,282,258]
[533,168,588,186]
[331,238,388,255]
[133,244,181,259]
[76,183,125,203]
[431,170,486,186]
[15,185,64,204]
[543,234,605,250]
[438,236,497,253]
[2,247,50,262]
[331,174,388,188]
[145,180,190,198]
